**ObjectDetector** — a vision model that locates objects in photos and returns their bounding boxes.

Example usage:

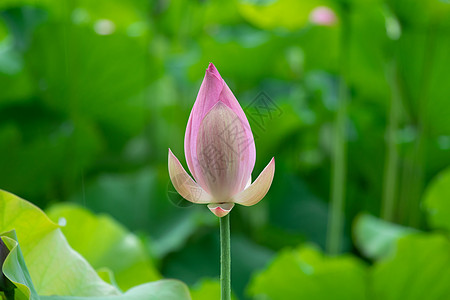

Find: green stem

[326,5,350,255]
[398,27,435,227]
[381,61,401,221]
[220,214,231,300]
[408,28,436,227]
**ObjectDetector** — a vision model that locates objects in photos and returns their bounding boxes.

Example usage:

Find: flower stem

[220,214,231,300]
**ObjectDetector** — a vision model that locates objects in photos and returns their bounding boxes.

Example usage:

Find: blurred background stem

[220,214,231,300]
[381,59,401,222]
[398,27,436,227]
[408,28,436,227]
[326,4,350,255]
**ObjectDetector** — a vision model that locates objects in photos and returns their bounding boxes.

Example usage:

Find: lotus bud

[168,63,275,217]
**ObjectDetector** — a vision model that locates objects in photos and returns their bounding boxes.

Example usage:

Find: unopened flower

[168,63,275,217]
[309,6,337,26]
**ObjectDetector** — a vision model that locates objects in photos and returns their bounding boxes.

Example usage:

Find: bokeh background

[1,0,450,299]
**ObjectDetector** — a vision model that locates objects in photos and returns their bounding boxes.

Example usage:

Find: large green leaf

[423,166,450,231]
[371,233,450,300]
[0,231,190,300]
[0,189,192,300]
[353,214,417,260]
[248,245,368,299]
[46,203,160,291]
[0,189,118,297]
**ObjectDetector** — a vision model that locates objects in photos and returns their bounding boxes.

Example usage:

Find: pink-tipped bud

[184,63,256,201]
[168,63,275,217]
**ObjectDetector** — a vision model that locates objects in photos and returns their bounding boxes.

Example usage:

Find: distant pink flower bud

[168,63,275,217]
[309,6,337,26]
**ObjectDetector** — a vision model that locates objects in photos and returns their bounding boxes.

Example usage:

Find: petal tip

[168,148,178,163]
[207,62,216,71]
[206,62,221,80]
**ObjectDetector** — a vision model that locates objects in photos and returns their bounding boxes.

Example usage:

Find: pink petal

[168,149,212,204]
[218,82,256,189]
[195,102,253,201]
[185,63,224,181]
[184,63,255,192]
[233,158,275,206]
[207,203,234,217]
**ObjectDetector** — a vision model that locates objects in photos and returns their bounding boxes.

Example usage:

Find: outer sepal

[168,149,212,204]
[233,158,275,206]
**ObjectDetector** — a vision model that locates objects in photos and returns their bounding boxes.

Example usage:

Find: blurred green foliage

[1,0,450,299]
[249,245,368,299]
